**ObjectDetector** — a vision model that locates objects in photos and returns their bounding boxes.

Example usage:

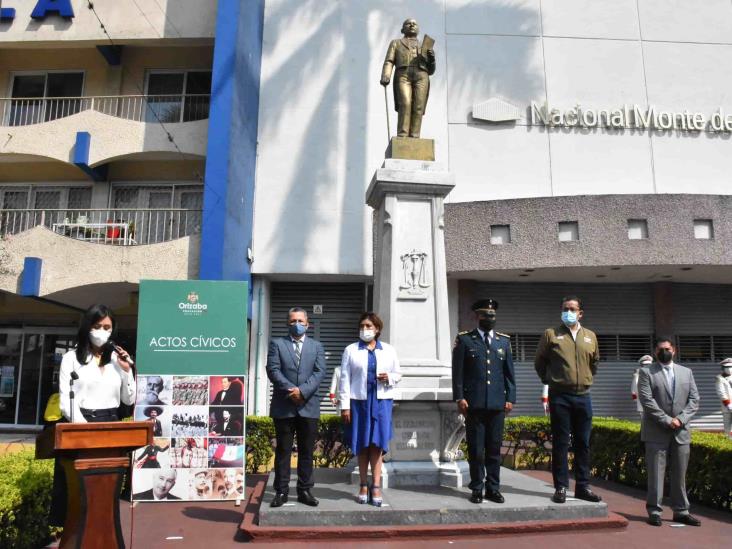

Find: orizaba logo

[178,291,208,316]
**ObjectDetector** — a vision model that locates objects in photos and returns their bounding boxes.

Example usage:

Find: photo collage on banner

[132,375,245,501]
[132,280,248,502]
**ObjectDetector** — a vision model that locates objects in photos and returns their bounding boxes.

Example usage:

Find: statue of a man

[380,18,436,139]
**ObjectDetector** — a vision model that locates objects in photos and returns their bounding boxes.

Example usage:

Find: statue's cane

[383,85,391,141]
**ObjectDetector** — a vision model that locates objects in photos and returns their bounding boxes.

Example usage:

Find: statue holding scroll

[380,18,436,138]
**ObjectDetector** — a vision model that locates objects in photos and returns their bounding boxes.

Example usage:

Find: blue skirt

[346,385,393,454]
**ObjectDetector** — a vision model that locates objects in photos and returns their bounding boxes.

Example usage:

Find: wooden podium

[36,422,153,549]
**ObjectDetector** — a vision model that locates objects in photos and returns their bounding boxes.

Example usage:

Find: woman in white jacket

[339,312,401,507]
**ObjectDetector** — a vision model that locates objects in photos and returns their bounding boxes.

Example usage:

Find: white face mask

[359,329,376,343]
[724,367,732,376]
[89,328,111,347]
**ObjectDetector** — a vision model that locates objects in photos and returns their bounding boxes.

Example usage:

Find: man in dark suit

[211,377,243,405]
[638,337,701,527]
[133,470,180,500]
[452,299,516,504]
[210,409,242,436]
[266,306,326,508]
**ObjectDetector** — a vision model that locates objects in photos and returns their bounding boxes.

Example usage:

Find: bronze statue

[380,18,435,139]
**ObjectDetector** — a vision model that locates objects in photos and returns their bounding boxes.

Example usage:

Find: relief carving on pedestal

[440,411,466,463]
[398,249,430,300]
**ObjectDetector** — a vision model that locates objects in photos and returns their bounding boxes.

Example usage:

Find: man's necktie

[485,333,491,349]
[294,340,302,365]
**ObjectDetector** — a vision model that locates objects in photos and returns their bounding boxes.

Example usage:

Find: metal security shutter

[511,361,642,420]
[672,284,732,335]
[670,284,731,430]
[477,283,655,422]
[684,363,725,430]
[472,283,654,334]
[268,282,366,415]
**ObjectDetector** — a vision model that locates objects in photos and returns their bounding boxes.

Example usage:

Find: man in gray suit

[638,336,701,527]
[266,306,326,508]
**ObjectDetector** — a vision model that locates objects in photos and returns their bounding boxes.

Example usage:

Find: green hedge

[0,449,56,549]
[591,417,732,511]
[245,415,352,473]
[246,415,732,511]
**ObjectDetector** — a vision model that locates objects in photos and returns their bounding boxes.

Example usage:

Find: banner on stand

[132,280,248,502]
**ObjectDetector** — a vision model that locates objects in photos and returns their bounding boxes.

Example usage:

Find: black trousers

[465,408,505,492]
[549,391,593,490]
[273,415,318,494]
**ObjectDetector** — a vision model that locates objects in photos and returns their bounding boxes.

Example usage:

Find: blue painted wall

[200,0,264,299]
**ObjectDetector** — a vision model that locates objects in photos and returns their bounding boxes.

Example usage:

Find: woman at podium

[59,303,136,422]
[339,312,401,507]
[50,304,136,527]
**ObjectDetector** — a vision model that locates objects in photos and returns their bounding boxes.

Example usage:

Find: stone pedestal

[349,401,469,488]
[360,140,467,487]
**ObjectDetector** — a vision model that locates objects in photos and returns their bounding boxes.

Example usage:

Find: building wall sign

[530,102,732,133]
[0,0,75,22]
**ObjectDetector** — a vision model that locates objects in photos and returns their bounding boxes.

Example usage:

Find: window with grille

[0,186,91,210]
[110,184,203,244]
[597,334,653,361]
[509,334,542,362]
[112,184,202,209]
[677,335,732,362]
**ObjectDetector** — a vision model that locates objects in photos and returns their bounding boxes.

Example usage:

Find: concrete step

[258,467,609,527]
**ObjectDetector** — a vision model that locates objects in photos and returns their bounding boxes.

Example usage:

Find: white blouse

[338,340,401,410]
[59,349,136,423]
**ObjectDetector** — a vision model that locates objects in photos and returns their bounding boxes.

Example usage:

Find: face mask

[289,322,307,337]
[561,311,578,326]
[89,328,111,347]
[359,329,376,343]
[656,349,673,364]
[478,318,496,332]
[723,367,732,376]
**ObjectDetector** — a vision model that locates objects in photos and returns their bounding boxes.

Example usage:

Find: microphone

[108,339,135,366]
[70,370,79,422]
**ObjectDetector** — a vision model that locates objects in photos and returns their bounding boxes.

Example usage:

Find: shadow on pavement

[181,506,243,523]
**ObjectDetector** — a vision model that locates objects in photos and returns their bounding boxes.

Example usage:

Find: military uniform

[452,328,516,493]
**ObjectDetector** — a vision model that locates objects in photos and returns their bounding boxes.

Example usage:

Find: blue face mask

[289,322,307,337]
[561,311,578,326]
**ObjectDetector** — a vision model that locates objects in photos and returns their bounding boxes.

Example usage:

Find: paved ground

[114,470,730,547]
[259,468,607,526]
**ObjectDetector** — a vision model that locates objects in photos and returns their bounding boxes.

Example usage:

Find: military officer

[716,358,732,439]
[452,299,516,504]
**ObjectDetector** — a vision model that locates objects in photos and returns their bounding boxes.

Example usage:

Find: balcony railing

[0,94,211,127]
[0,209,202,245]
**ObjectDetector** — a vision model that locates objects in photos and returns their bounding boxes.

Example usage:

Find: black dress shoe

[484,489,505,504]
[297,489,319,507]
[647,515,662,527]
[552,487,566,504]
[270,493,288,507]
[469,490,483,504]
[673,514,701,526]
[574,488,602,502]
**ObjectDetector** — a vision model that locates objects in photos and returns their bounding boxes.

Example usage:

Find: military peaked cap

[472,299,499,311]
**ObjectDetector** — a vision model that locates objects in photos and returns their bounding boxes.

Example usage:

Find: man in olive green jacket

[534,296,601,504]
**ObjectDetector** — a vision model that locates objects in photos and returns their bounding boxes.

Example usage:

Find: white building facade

[248,0,732,429]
